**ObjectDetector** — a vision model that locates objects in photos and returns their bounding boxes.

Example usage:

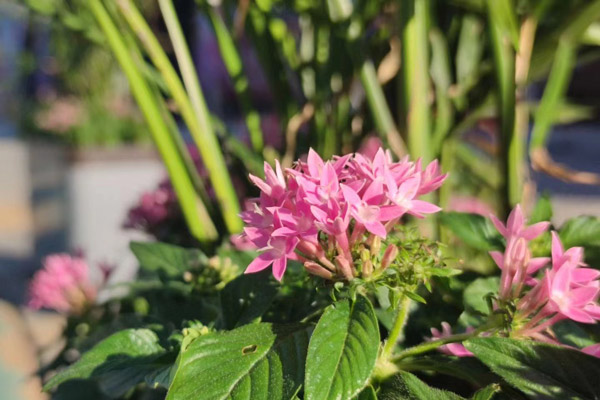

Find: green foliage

[439,212,504,251]
[465,337,600,399]
[166,323,310,400]
[44,329,171,397]
[130,242,208,278]
[304,295,379,400]
[379,372,465,400]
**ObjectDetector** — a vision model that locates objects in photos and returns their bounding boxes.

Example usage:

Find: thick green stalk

[429,28,454,156]
[88,0,216,241]
[118,0,242,233]
[487,0,517,212]
[360,60,407,157]
[381,296,411,360]
[207,7,264,153]
[402,0,432,163]
[529,40,576,152]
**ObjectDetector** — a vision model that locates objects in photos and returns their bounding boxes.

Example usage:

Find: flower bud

[335,255,355,281]
[381,244,398,271]
[304,261,334,280]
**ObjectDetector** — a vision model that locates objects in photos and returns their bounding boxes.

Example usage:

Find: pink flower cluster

[431,205,600,357]
[240,148,446,281]
[28,254,101,315]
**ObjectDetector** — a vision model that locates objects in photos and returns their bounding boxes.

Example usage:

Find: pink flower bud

[335,255,355,281]
[381,244,399,271]
[304,261,334,280]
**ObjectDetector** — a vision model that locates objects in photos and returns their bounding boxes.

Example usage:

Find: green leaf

[439,212,503,251]
[552,320,597,349]
[530,194,553,224]
[463,277,499,315]
[305,295,379,400]
[465,337,600,399]
[355,385,378,400]
[379,372,465,400]
[559,216,600,248]
[471,384,500,400]
[130,241,206,277]
[44,329,167,397]
[166,323,310,400]
[220,270,278,329]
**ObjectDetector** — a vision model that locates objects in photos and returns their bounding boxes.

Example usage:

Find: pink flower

[240,147,446,281]
[448,196,494,216]
[28,254,98,314]
[489,205,550,241]
[429,322,473,357]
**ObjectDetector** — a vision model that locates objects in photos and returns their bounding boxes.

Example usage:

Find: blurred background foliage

[18,0,600,265]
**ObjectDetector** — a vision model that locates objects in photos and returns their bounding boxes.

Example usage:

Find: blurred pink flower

[448,196,494,216]
[429,322,473,357]
[28,254,98,315]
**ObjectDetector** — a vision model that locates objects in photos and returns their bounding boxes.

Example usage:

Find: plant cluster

[28,149,600,400]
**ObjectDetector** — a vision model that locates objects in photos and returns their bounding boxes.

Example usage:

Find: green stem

[382,296,411,360]
[156,0,243,233]
[359,59,407,157]
[392,321,497,362]
[88,0,216,241]
[402,0,432,163]
[207,6,264,153]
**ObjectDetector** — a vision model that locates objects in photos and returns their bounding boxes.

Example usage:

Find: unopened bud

[362,259,373,277]
[381,244,398,271]
[370,236,381,255]
[335,255,355,281]
[360,247,370,263]
[304,261,334,280]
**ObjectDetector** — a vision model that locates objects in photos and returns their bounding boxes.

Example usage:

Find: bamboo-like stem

[359,59,407,158]
[381,296,411,360]
[402,0,432,164]
[487,0,516,214]
[207,6,264,153]
[88,0,217,241]
[117,0,242,233]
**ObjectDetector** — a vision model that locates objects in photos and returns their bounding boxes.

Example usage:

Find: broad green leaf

[379,372,465,400]
[220,269,278,329]
[166,323,310,400]
[305,295,379,400]
[439,212,503,251]
[465,337,600,399]
[552,320,596,349]
[44,329,167,397]
[559,216,600,248]
[529,194,553,224]
[130,241,206,277]
[463,277,499,315]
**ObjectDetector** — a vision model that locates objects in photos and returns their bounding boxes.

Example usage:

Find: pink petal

[489,251,504,269]
[272,258,287,281]
[582,343,600,358]
[410,200,441,215]
[489,214,508,237]
[340,184,361,206]
[521,222,550,240]
[378,205,406,221]
[245,253,274,274]
[570,287,599,306]
[526,257,550,274]
[551,231,564,263]
[507,205,524,234]
[364,221,387,239]
[562,306,596,324]
[572,268,600,284]
[307,148,324,177]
